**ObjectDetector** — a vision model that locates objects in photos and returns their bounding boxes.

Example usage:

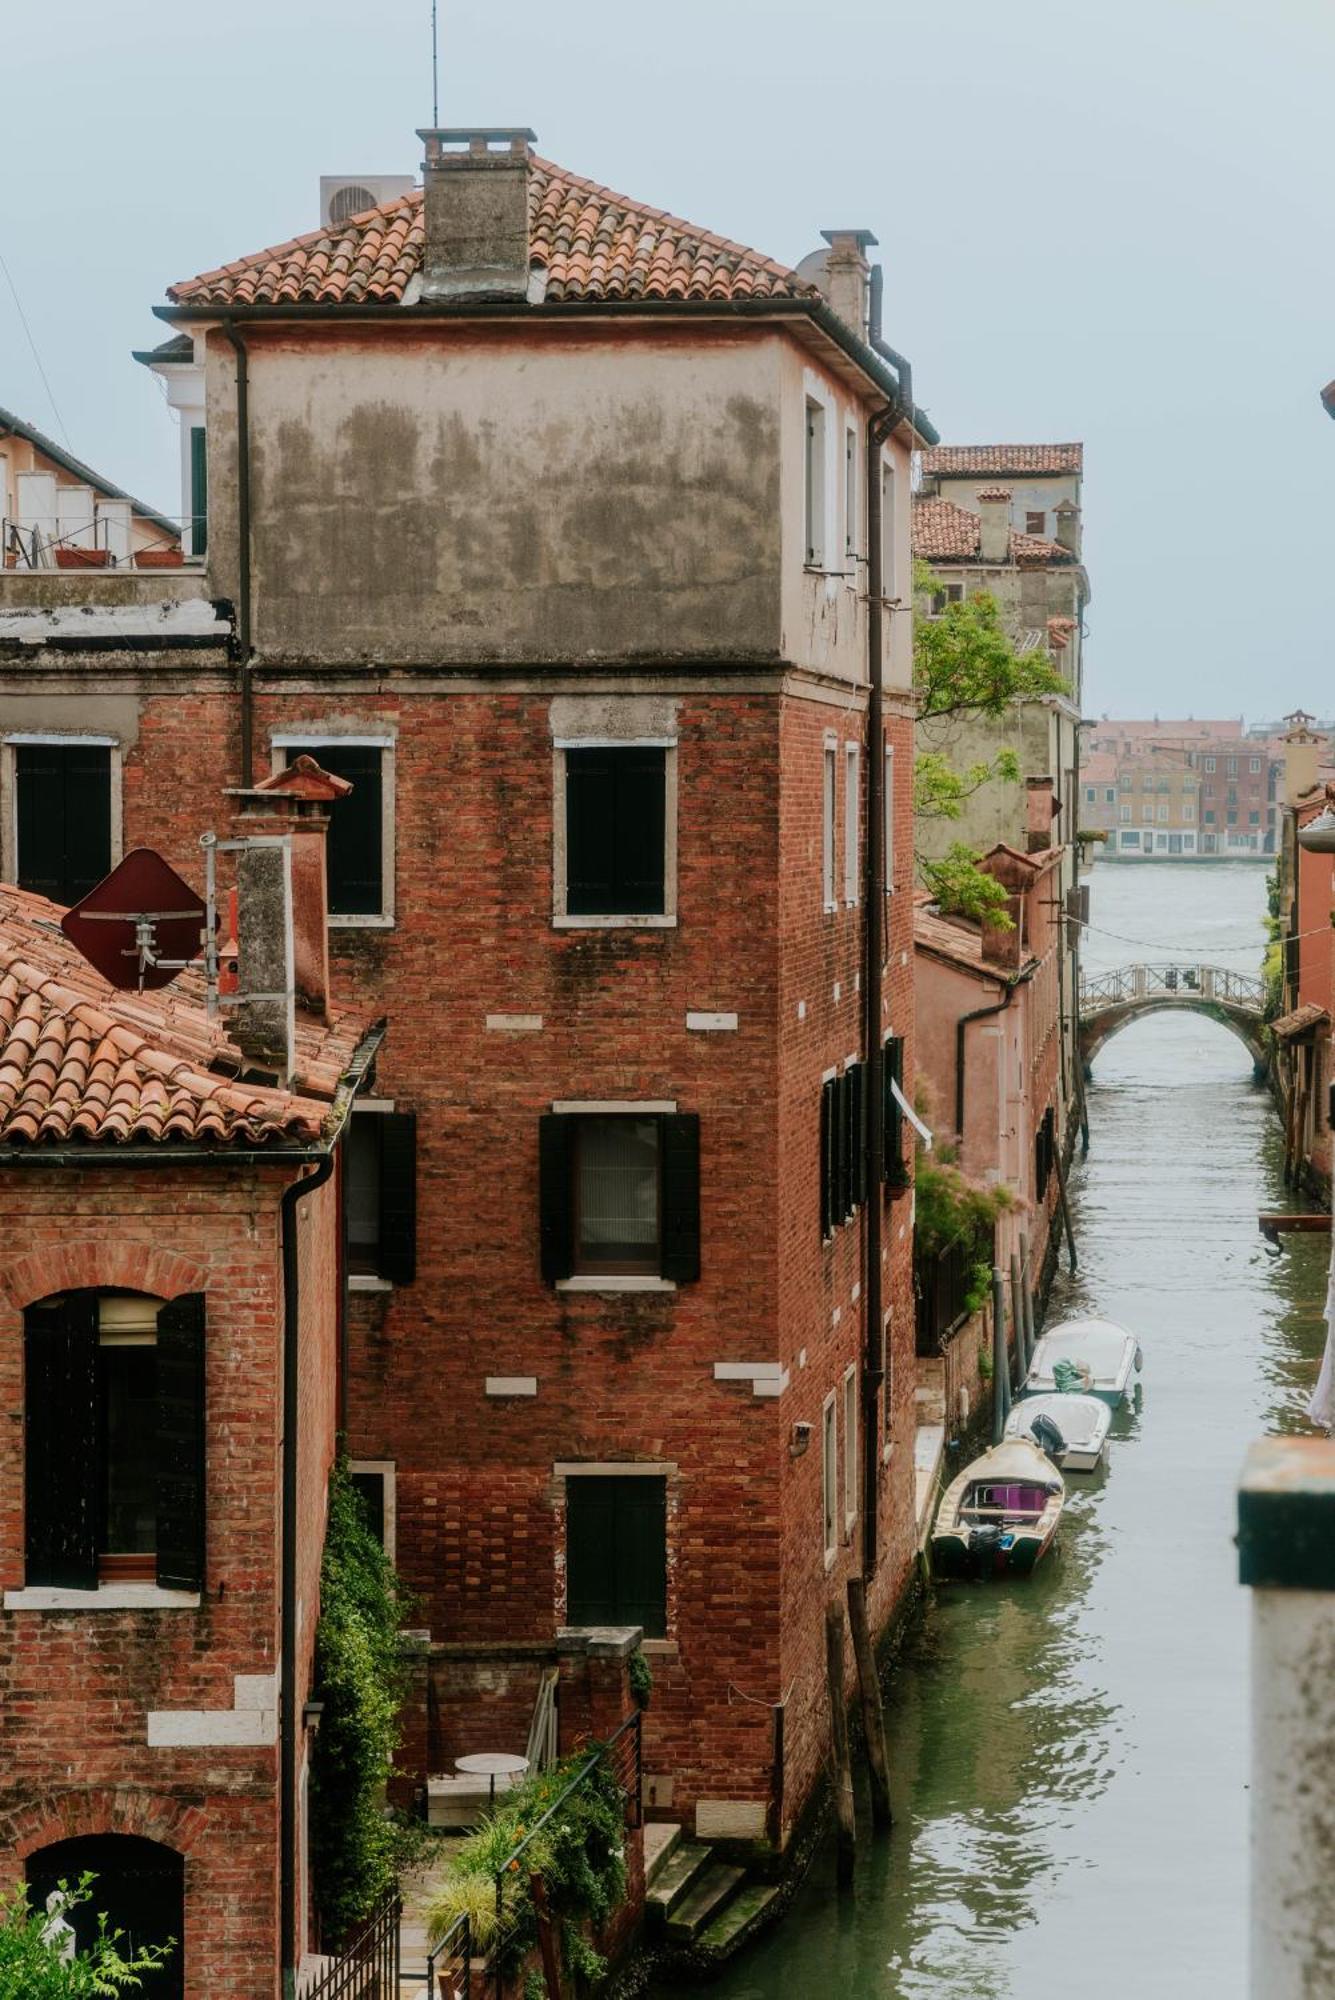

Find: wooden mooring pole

[991,1266,1010,1443]
[1019,1233,1036,1367]
[1052,1142,1078,1275]
[847,1576,893,1829]
[1010,1251,1027,1380]
[824,1600,857,1883]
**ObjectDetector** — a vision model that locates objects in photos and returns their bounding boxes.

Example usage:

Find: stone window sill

[348,1274,393,1294]
[556,1276,676,1294]
[553,914,677,930]
[329,914,394,931]
[640,1639,679,1661]
[5,1585,201,1611]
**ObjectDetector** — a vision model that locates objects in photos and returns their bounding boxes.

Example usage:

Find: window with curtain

[575,1117,661,1274]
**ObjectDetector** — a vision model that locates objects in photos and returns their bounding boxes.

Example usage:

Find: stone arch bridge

[1079,964,1269,1075]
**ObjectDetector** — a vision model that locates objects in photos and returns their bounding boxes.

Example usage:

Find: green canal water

[657,861,1330,2000]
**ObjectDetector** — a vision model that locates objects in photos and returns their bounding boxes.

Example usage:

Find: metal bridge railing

[1079,964,1266,1015]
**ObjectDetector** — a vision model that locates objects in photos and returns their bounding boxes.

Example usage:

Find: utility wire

[0,248,72,449]
[1078,915,1331,957]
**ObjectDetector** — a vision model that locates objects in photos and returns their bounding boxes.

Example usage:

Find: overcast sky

[5,0,1331,721]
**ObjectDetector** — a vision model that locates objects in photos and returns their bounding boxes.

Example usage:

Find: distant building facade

[1082,717,1278,859]
[0,406,181,568]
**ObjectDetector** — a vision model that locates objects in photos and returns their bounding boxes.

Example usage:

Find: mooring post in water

[824,1599,857,1882]
[1010,1252,1027,1379]
[1052,1141,1078,1274]
[991,1266,1010,1442]
[1019,1231,1036,1367]
[847,1576,893,1829]
[1237,1437,1335,1999]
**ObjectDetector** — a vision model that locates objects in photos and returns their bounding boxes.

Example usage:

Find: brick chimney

[1026,775,1058,853]
[1282,721,1326,806]
[417,128,537,301]
[1054,498,1082,557]
[818,229,876,339]
[977,487,1011,564]
[981,897,1024,968]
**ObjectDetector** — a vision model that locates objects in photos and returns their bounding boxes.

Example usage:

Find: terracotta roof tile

[912,496,1075,568]
[0,885,366,1150]
[913,900,1036,977]
[921,444,1083,476]
[1271,1002,1328,1042]
[169,158,814,310]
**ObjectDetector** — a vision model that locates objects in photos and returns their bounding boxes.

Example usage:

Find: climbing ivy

[309,1459,410,1945]
[915,1149,1014,1317]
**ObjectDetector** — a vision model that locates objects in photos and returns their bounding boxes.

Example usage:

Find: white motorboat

[1004,1391,1112,1472]
[931,1437,1064,1579]
[1022,1317,1142,1409]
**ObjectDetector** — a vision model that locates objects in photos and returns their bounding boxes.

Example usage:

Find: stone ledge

[1239,1437,1335,1590]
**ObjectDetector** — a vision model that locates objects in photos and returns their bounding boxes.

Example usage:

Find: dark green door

[566,1476,667,1637]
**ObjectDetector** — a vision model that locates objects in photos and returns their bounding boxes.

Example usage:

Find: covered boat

[1022,1317,1142,1409]
[1004,1391,1112,1472]
[931,1438,1064,1579]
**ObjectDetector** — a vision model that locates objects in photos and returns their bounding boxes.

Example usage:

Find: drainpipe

[221,322,254,787]
[956,984,1015,1139]
[861,277,913,1578]
[279,1149,336,2000]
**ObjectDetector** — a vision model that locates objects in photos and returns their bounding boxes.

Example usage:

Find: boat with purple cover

[930,1437,1065,1579]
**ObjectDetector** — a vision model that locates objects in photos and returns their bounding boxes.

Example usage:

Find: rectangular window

[1105,788,1116,803]
[282,740,387,920]
[1205,757,1216,773]
[14,741,112,905]
[24,1291,205,1594]
[1204,809,1216,824]
[1249,810,1261,825]
[844,743,860,905]
[1119,804,1132,823]
[1035,1105,1056,1202]
[805,399,826,566]
[881,464,896,599]
[1227,786,1238,805]
[566,1474,667,1636]
[843,1367,858,1532]
[1085,786,1096,804]
[539,1110,699,1285]
[344,1106,417,1285]
[1121,829,1140,848]
[1142,802,1155,822]
[348,1460,397,1561]
[884,743,895,894]
[1227,810,1238,826]
[823,744,837,910]
[563,745,666,918]
[1025,510,1046,536]
[820,1063,867,1238]
[822,1395,838,1560]
[883,1035,908,1187]
[844,426,858,560]
[189,425,208,559]
[1250,756,1262,773]
[1183,801,1195,822]
[1226,758,1238,777]
[1158,804,1170,822]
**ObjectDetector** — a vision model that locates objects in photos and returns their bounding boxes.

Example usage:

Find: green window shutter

[612,748,666,914]
[288,743,383,916]
[820,1078,835,1240]
[377,1112,417,1284]
[538,1113,575,1282]
[190,426,208,558]
[835,1070,852,1223]
[849,1062,867,1209]
[15,743,112,907]
[660,1112,700,1283]
[566,1476,667,1637]
[883,1037,908,1187]
[565,748,666,916]
[24,1294,99,1590]
[155,1293,206,1593]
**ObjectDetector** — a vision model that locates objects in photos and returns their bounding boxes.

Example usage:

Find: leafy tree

[913,560,1067,925]
[0,1876,173,1997]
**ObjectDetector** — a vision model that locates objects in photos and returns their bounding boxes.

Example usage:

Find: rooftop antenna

[431,0,439,125]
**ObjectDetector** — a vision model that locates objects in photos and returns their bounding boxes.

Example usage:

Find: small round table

[455,1751,530,1807]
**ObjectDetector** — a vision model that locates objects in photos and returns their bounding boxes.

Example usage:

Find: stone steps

[644,1819,683,1890]
[664,1860,746,1943]
[645,1838,715,1926]
[698,1878,782,1954]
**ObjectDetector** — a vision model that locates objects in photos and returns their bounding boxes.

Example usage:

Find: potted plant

[54,545,112,569]
[134,545,182,568]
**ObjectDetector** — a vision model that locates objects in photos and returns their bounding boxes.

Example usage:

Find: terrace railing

[299,1891,400,2000]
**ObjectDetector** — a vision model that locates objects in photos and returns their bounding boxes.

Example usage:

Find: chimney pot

[1026,774,1058,852]
[1054,497,1082,557]
[417,126,537,301]
[228,755,349,1026]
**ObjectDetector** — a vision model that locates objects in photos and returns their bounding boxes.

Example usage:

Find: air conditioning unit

[318,175,416,229]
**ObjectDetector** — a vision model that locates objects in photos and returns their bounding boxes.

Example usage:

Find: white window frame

[842,1364,858,1535]
[1250,756,1262,774]
[346,1096,397,1292]
[881,460,897,600]
[1182,801,1195,823]
[843,423,859,569]
[1158,803,1170,822]
[551,736,678,931]
[804,397,828,568]
[1,732,124,891]
[822,739,838,913]
[271,731,396,929]
[1204,757,1217,773]
[347,1459,397,1562]
[822,1391,838,1567]
[1142,802,1155,822]
[843,742,860,906]
[1119,804,1132,823]
[883,742,895,894]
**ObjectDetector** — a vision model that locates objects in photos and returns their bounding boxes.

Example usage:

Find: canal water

[664,861,1330,2000]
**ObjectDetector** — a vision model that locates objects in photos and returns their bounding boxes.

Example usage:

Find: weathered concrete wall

[204,324,790,670]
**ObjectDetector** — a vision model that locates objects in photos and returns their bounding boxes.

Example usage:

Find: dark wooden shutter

[24,1294,99,1590]
[377,1112,417,1284]
[883,1037,908,1187]
[566,1476,666,1638]
[15,744,112,906]
[660,1112,700,1283]
[849,1062,867,1209]
[290,743,383,917]
[565,748,665,916]
[155,1293,206,1593]
[539,1113,575,1282]
[190,425,208,558]
[835,1070,852,1223]
[820,1079,835,1240]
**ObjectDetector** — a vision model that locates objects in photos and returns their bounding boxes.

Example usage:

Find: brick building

[1081,718,1277,859]
[1271,718,1335,1197]
[0,836,374,1997]
[1,127,934,1856]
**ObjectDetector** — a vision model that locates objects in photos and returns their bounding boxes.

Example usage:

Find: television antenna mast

[431,0,440,126]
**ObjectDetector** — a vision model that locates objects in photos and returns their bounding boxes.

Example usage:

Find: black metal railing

[300,1891,400,2000]
[424,1912,472,1999]
[915,1234,989,1356]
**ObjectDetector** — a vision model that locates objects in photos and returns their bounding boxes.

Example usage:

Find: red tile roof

[912,496,1075,567]
[913,895,1035,978]
[0,886,365,1150]
[922,444,1083,476]
[169,158,813,309]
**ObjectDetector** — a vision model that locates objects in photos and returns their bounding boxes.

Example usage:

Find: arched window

[24,1290,206,1593]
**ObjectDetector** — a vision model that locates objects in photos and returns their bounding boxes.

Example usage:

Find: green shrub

[627,1648,653,1710]
[0,1876,172,1997]
[309,1459,411,1944]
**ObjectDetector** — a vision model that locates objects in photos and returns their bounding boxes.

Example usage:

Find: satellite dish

[60,848,212,991]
